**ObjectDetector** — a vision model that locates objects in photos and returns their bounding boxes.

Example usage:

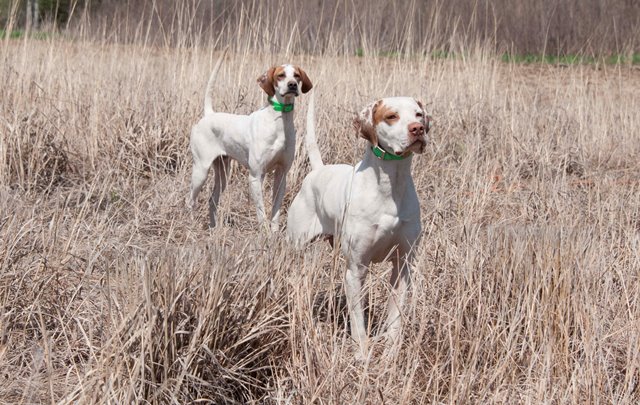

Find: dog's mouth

[395,138,426,155]
[281,89,299,96]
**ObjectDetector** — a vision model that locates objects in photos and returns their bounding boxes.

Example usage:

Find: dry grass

[1,23,640,404]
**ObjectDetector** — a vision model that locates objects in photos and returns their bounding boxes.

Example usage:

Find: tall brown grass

[1,3,640,404]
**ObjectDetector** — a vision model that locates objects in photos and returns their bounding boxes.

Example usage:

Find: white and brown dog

[287,95,430,357]
[188,52,312,229]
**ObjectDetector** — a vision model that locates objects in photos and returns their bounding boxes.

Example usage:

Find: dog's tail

[305,92,324,170]
[203,47,228,114]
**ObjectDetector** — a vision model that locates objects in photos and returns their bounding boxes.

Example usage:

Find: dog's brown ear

[354,100,381,145]
[257,67,276,98]
[296,66,313,93]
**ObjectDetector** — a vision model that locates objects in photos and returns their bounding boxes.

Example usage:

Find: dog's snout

[287,81,298,90]
[408,122,424,136]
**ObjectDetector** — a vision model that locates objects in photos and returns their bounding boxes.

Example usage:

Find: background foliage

[2,0,639,54]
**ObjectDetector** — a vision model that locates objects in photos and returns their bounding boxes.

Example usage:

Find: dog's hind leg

[286,188,325,246]
[188,157,211,210]
[209,156,230,228]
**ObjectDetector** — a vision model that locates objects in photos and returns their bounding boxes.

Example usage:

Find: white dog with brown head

[188,52,312,230]
[287,95,430,357]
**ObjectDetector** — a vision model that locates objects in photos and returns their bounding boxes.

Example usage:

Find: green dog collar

[269,97,294,112]
[371,144,410,161]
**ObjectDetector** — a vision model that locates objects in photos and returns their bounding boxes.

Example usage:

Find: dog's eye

[416,112,423,118]
[294,74,301,79]
[277,73,286,79]
[385,114,398,120]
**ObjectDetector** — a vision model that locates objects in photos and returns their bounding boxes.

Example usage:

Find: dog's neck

[269,94,295,124]
[361,144,414,201]
[270,93,296,112]
[267,93,296,149]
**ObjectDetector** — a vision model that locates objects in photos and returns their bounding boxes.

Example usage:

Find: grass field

[1,21,640,404]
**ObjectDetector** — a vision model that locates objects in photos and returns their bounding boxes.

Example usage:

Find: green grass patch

[354,48,401,58]
[0,29,24,39]
[502,53,640,65]
[430,50,457,60]
[0,29,52,40]
[351,47,638,64]
[355,48,460,60]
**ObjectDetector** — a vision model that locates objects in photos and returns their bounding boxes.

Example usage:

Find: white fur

[287,96,429,357]
[188,54,312,230]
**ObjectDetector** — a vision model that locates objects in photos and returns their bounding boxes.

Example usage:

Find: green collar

[269,97,294,112]
[371,145,411,161]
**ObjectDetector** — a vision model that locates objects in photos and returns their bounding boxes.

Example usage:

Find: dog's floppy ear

[415,98,432,133]
[296,66,313,93]
[353,100,381,145]
[257,67,276,98]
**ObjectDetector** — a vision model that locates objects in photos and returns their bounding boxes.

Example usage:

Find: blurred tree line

[1,0,638,55]
[0,0,96,29]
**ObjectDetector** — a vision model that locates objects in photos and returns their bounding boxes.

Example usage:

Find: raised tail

[203,47,228,114]
[305,92,324,170]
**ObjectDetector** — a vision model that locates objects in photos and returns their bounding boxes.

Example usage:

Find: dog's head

[257,65,312,99]
[354,97,431,157]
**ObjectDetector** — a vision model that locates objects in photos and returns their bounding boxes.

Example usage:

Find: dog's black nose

[288,81,298,90]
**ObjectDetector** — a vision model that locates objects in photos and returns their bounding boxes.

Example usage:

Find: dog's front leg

[345,260,369,358]
[385,250,412,350]
[248,171,267,226]
[270,166,287,232]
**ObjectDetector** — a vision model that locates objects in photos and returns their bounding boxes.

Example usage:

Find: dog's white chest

[264,131,294,169]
